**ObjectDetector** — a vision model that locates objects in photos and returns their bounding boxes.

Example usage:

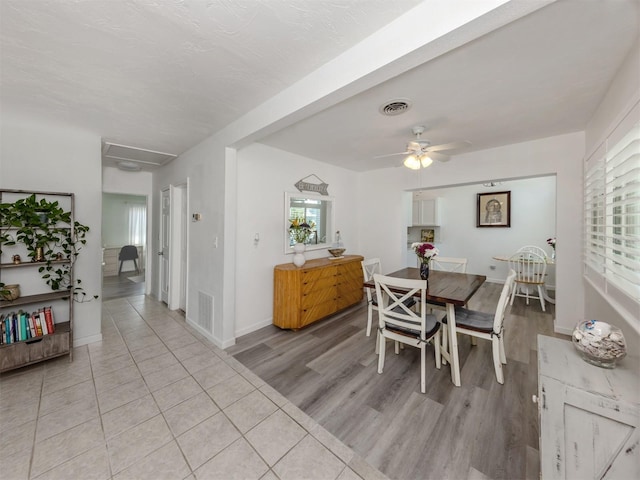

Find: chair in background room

[373,273,441,393]
[517,245,548,258]
[361,258,382,337]
[508,251,547,311]
[118,245,140,275]
[440,270,516,384]
[431,257,468,273]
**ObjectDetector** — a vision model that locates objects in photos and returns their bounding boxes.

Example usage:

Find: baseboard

[235,318,273,338]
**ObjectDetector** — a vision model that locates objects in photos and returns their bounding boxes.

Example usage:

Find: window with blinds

[584,101,640,317]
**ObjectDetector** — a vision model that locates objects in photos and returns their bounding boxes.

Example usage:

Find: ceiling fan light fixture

[403,155,421,170]
[420,156,433,168]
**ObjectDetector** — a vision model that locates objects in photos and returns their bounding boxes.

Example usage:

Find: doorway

[159,182,188,311]
[101,192,148,300]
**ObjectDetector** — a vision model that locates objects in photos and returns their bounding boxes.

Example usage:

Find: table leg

[541,285,555,304]
[446,303,461,387]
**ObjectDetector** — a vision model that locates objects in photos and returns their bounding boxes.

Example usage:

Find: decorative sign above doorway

[294,174,329,196]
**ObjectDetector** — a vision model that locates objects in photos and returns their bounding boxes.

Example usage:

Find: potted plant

[0,194,97,302]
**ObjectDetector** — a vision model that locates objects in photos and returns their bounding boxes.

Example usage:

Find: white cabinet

[412,198,439,226]
[537,335,639,479]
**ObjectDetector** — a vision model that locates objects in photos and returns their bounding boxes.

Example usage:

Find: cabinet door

[411,200,420,226]
[419,199,439,225]
[336,261,363,309]
[539,375,639,479]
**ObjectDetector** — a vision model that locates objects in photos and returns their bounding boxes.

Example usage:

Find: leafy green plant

[0,194,97,302]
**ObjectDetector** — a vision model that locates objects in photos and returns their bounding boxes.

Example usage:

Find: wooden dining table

[363,267,486,387]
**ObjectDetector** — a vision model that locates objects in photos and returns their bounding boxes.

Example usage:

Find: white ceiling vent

[379,98,412,116]
[102,142,177,172]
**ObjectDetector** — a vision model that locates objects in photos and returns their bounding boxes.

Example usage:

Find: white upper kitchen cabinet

[412,198,440,226]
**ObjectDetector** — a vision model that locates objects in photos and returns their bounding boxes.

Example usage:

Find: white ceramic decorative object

[292,243,306,267]
[572,320,626,368]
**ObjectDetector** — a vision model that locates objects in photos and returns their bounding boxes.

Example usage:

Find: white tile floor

[0,295,387,480]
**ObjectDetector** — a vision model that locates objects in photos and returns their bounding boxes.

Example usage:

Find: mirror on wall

[284,192,334,253]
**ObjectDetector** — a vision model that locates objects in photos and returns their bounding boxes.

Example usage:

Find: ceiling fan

[376,126,471,169]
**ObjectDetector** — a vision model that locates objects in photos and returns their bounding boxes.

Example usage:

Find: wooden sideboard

[273,255,364,329]
[537,335,639,479]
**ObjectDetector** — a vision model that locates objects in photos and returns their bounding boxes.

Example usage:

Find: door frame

[159,181,189,312]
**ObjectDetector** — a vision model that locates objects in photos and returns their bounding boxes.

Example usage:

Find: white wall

[152,135,231,345]
[357,132,584,335]
[234,143,359,336]
[410,176,557,284]
[0,119,103,346]
[583,37,640,354]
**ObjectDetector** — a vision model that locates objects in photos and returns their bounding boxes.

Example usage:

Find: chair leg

[366,307,373,337]
[395,341,400,355]
[118,261,123,275]
[375,330,380,355]
[441,327,448,366]
[470,336,478,346]
[434,330,441,370]
[420,344,426,393]
[133,259,139,273]
[377,335,386,374]
[537,285,546,312]
[510,286,516,306]
[492,337,504,384]
[499,335,507,364]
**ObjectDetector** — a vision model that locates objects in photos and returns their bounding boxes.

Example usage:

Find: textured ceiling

[1,0,422,164]
[1,0,638,172]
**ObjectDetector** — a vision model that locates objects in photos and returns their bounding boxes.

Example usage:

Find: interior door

[160,188,170,303]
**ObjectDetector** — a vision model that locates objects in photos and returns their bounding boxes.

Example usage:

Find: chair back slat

[431,257,468,273]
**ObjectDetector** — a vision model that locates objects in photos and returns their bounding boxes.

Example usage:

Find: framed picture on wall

[420,228,435,242]
[477,191,511,228]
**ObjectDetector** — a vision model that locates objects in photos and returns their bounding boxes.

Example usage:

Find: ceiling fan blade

[427,152,450,162]
[373,151,410,159]
[426,141,471,152]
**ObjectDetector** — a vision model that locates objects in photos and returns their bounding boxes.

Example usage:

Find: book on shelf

[38,309,48,335]
[28,314,36,338]
[44,306,55,334]
[34,313,43,337]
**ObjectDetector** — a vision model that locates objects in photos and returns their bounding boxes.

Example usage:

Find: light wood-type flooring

[228,282,567,480]
[102,272,145,300]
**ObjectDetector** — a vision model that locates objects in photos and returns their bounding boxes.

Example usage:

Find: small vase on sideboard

[292,243,306,267]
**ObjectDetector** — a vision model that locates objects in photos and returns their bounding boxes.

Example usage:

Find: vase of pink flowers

[411,242,439,279]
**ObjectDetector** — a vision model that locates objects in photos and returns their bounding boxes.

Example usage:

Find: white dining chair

[517,245,548,259]
[430,256,468,273]
[427,257,469,313]
[361,257,382,337]
[508,251,547,311]
[373,273,441,393]
[440,270,516,384]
